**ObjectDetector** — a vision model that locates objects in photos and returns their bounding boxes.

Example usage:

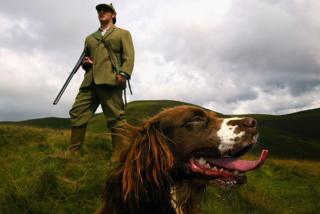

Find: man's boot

[67,124,87,157]
[110,127,129,163]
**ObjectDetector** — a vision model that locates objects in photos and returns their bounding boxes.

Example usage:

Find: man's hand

[116,74,127,89]
[82,57,93,71]
[83,57,93,65]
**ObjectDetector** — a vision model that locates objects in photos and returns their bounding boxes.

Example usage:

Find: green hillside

[2,100,319,159]
[0,100,197,131]
[0,124,319,213]
[3,117,71,129]
[0,100,319,213]
[258,108,320,141]
[234,108,320,160]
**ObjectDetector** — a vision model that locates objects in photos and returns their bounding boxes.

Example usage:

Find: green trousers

[69,83,126,129]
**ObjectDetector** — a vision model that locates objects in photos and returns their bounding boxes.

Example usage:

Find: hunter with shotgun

[55,3,135,161]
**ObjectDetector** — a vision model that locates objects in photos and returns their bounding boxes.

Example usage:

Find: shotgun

[53,50,86,105]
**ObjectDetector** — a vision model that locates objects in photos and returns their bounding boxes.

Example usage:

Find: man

[67,3,134,161]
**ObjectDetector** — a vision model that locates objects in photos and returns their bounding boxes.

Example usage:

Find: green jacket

[80,24,135,88]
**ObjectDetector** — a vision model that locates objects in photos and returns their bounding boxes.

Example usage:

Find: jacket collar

[92,24,117,41]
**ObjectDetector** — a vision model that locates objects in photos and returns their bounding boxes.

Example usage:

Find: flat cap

[96,3,117,14]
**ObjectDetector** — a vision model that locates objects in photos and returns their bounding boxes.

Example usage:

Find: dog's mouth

[185,149,269,187]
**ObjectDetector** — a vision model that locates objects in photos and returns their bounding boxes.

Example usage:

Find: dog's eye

[183,116,207,127]
[192,116,207,122]
[192,116,204,122]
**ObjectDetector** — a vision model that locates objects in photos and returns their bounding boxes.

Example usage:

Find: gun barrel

[53,50,86,105]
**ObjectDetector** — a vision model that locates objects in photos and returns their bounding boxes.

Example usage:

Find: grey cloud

[143,0,320,103]
[287,79,320,95]
[0,1,102,54]
[0,0,319,121]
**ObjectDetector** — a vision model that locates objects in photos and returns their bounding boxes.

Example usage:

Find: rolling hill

[2,100,320,159]
[0,100,319,213]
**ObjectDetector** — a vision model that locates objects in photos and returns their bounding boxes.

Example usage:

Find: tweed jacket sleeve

[120,30,135,76]
[81,40,91,71]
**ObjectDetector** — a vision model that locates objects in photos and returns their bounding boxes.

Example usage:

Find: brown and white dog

[97,105,268,214]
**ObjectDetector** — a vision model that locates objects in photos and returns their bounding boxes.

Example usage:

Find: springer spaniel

[96,105,268,214]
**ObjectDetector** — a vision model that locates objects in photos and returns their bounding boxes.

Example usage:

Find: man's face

[98,9,114,23]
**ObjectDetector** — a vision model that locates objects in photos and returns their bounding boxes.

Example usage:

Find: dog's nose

[242,118,257,128]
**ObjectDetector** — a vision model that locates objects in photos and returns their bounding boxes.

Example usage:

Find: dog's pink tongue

[207,150,269,172]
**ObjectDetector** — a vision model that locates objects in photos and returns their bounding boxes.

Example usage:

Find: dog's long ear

[121,120,175,205]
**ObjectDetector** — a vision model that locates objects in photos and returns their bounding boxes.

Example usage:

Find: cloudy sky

[0,0,319,121]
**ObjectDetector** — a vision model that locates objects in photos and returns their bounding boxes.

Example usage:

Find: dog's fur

[97,105,259,214]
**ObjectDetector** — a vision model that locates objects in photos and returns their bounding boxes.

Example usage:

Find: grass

[0,125,112,213]
[0,124,319,213]
[2,100,319,160]
[202,157,320,214]
[0,100,319,213]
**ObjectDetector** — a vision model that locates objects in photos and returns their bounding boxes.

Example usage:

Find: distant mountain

[1,100,319,159]
[1,100,202,131]
[2,117,71,129]
[228,108,320,160]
